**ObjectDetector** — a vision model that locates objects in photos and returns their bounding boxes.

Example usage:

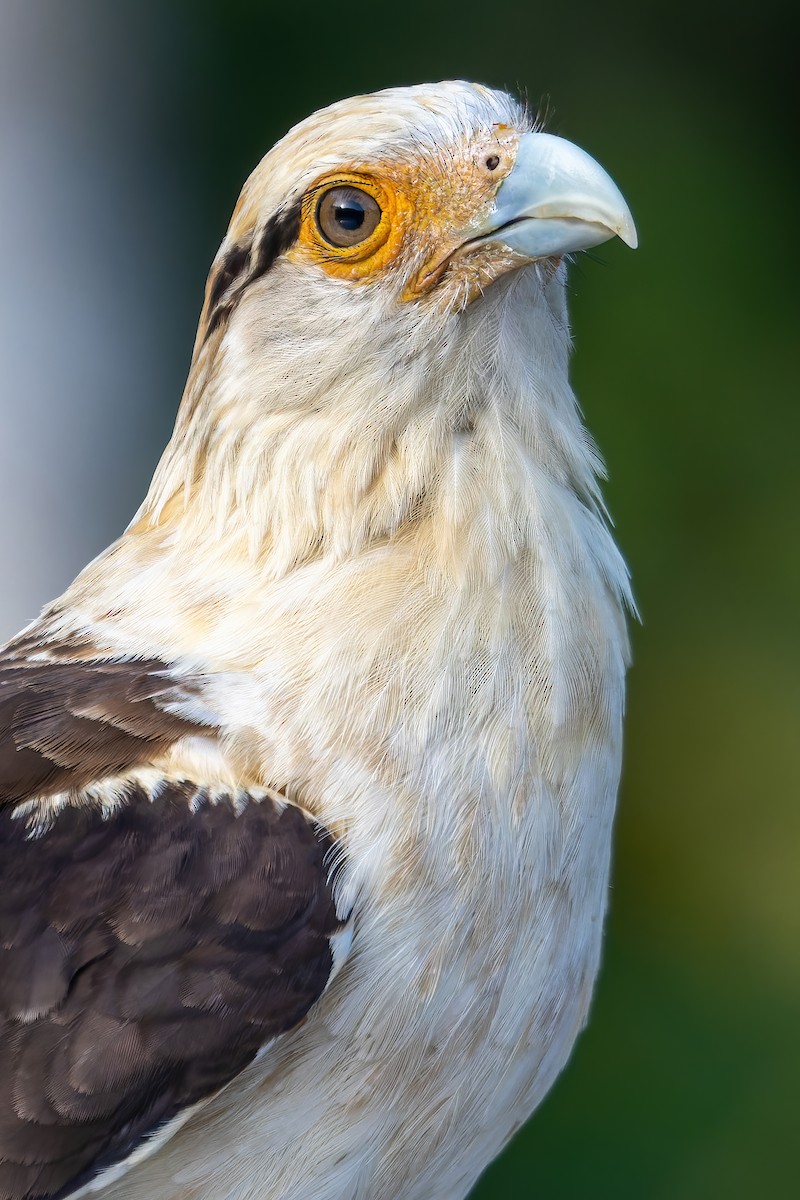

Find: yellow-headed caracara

[0,82,636,1200]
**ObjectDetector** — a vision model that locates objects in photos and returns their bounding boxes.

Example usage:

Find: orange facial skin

[286,127,532,307]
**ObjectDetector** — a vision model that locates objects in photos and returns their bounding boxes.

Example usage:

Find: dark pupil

[334,200,365,231]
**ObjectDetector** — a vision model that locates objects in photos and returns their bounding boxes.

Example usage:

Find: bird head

[142,82,635,573]
[195,81,635,338]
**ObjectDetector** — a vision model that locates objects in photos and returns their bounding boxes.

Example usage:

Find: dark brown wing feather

[0,640,343,1200]
[0,633,208,805]
[0,784,340,1200]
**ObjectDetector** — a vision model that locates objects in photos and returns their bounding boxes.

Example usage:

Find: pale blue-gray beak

[478,132,637,258]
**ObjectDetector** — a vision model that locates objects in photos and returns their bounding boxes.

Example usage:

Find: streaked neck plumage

[136,261,628,614]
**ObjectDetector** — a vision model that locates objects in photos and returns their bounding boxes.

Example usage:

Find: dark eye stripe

[201,198,303,343]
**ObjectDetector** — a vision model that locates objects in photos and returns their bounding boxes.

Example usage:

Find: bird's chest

[235,533,621,989]
[120,508,626,1199]
[238,539,555,825]
[193,541,623,1200]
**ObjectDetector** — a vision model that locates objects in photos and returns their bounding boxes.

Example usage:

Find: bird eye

[316,186,382,248]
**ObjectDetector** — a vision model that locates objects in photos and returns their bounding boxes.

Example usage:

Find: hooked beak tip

[478,131,638,260]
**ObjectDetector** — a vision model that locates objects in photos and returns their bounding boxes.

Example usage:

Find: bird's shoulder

[0,627,347,1200]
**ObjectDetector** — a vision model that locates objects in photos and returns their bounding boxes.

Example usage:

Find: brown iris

[316,186,382,248]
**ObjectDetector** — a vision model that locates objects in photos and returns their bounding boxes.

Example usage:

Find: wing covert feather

[0,644,344,1200]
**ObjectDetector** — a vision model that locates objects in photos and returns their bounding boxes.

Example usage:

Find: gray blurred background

[1,1,797,1197]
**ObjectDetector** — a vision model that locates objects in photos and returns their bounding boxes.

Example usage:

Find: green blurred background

[1,1,797,1196]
